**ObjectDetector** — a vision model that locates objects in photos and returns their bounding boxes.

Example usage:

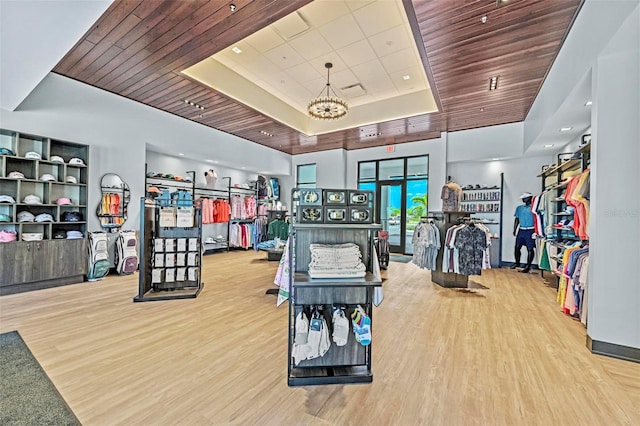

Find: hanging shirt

[453,225,487,276]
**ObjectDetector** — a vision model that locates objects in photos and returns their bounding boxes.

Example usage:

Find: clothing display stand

[288,188,381,386]
[431,211,471,288]
[196,186,231,253]
[459,173,504,267]
[133,197,203,302]
[227,179,260,249]
[537,142,591,284]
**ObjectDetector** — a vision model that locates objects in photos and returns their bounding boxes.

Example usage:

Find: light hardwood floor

[1,251,639,425]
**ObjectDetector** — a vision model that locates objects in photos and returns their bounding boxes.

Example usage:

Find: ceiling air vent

[340,83,366,98]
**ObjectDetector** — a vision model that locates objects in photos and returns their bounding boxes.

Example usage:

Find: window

[296,163,316,188]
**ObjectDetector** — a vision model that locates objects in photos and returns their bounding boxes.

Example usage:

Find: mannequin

[512,192,535,273]
[204,169,217,189]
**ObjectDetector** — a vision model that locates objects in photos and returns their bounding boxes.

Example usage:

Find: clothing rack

[431,211,471,288]
[196,186,231,253]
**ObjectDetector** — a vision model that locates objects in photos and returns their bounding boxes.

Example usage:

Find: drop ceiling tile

[288,29,334,62]
[330,69,359,91]
[245,27,285,53]
[368,25,412,59]
[336,39,377,68]
[372,87,400,102]
[264,43,306,69]
[285,62,324,84]
[352,1,403,38]
[272,11,310,40]
[298,0,351,28]
[308,55,348,76]
[380,48,416,74]
[388,66,427,90]
[349,94,376,107]
[351,58,388,82]
[318,14,366,51]
[346,0,376,12]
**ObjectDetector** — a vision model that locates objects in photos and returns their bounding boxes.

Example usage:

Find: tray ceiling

[54,0,582,154]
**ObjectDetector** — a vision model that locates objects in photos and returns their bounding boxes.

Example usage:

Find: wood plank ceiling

[53,0,582,155]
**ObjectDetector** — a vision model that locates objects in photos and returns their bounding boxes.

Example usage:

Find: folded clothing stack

[308,243,366,278]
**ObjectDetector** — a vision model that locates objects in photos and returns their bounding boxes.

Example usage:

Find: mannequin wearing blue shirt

[512,192,535,273]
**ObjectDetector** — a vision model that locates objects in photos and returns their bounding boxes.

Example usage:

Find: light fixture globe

[308,63,348,120]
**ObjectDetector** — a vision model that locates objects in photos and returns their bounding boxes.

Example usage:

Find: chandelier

[307,62,348,120]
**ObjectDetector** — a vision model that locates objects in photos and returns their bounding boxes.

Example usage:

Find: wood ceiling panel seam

[139,79,194,104]
[124,73,181,99]
[84,0,144,45]
[98,0,258,92]
[67,13,140,78]
[72,44,126,82]
[89,0,223,89]
[54,40,96,75]
[114,0,311,95]
[159,89,214,112]
[80,1,200,85]
[116,1,189,50]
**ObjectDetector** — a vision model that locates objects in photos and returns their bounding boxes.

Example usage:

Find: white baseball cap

[68,157,85,166]
[35,213,54,223]
[0,195,16,203]
[520,192,533,199]
[8,171,25,179]
[17,211,35,222]
[23,194,42,204]
[40,173,56,182]
[65,175,77,184]
[22,232,43,241]
[50,155,64,163]
[25,151,41,160]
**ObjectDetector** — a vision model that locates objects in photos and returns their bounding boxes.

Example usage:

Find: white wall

[523,0,639,151]
[588,4,640,350]
[448,122,525,162]
[447,154,554,264]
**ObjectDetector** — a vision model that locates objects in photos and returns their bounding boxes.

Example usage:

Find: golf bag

[115,230,138,275]
[87,231,110,281]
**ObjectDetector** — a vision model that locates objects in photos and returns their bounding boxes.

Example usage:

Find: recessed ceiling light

[585,100,592,106]
[402,75,410,81]
[231,46,242,54]
[178,153,184,156]
[560,127,572,132]
[489,76,499,90]
[544,144,554,148]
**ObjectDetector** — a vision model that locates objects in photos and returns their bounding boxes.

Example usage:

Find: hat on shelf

[61,211,83,222]
[40,173,56,182]
[50,155,65,163]
[147,186,161,194]
[23,194,43,205]
[24,151,41,160]
[146,171,157,177]
[0,213,11,222]
[174,175,184,181]
[65,176,78,184]
[8,171,25,179]
[17,211,35,222]
[204,237,215,244]
[0,148,16,156]
[56,197,72,206]
[22,233,44,241]
[68,157,85,166]
[35,213,54,223]
[66,230,84,239]
[0,229,17,242]
[183,176,192,182]
[53,230,66,239]
[0,195,16,203]
[520,192,533,199]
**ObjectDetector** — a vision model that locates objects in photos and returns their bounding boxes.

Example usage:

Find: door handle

[27,244,31,252]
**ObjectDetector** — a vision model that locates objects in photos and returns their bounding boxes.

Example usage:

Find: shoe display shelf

[0,129,89,294]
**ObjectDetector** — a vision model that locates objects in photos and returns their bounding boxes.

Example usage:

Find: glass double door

[378,179,428,254]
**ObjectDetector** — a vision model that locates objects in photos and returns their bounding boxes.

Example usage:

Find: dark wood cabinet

[0,240,87,294]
